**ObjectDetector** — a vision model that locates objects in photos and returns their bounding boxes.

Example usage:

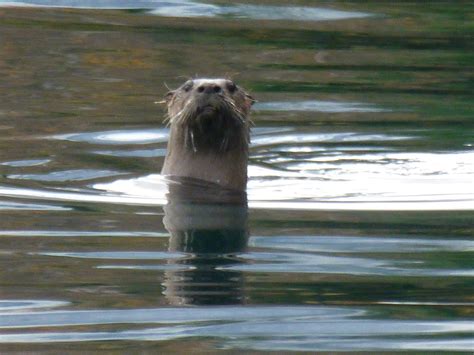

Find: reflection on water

[0,300,70,311]
[0,158,51,167]
[150,2,373,21]
[2,0,374,21]
[231,251,473,277]
[255,100,391,113]
[8,168,128,182]
[251,235,474,253]
[0,1,473,352]
[162,179,248,305]
[52,129,168,145]
[1,311,473,352]
[0,201,71,211]
[3,125,471,210]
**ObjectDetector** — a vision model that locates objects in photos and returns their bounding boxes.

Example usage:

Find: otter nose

[197,83,222,94]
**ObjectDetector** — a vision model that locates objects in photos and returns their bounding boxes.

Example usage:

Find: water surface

[0,1,473,352]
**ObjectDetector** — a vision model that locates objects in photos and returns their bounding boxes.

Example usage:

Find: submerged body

[161,78,255,191]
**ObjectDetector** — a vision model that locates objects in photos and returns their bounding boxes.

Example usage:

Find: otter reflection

[162,177,248,305]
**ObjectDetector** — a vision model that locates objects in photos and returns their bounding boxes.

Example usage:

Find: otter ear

[246,93,257,106]
[155,90,176,105]
[164,90,176,104]
[244,93,257,111]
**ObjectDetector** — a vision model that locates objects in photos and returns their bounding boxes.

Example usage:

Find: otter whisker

[247,116,255,127]
[183,124,196,152]
[190,130,197,153]
[226,98,247,122]
[220,135,229,152]
[183,125,189,149]
[174,100,194,126]
[221,98,246,126]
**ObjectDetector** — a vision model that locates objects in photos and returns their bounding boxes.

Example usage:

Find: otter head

[164,78,255,152]
[161,78,255,191]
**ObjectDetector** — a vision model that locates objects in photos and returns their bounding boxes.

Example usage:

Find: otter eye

[227,81,237,93]
[182,80,193,92]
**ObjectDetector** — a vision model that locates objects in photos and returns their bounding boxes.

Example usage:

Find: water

[0,1,473,352]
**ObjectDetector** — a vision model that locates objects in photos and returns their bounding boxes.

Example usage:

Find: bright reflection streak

[0,1,374,22]
[0,150,471,211]
[255,100,391,113]
[0,300,69,313]
[150,2,373,21]
[0,126,472,211]
[51,129,168,145]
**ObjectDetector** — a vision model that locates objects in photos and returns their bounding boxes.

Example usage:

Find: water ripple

[0,300,69,313]
[38,251,182,260]
[8,169,127,182]
[251,132,414,147]
[249,236,474,253]
[255,100,391,113]
[150,2,374,21]
[0,305,362,329]
[0,231,167,238]
[0,159,51,167]
[51,129,168,145]
[0,1,375,22]
[93,148,166,158]
[0,313,471,352]
[224,251,473,277]
[0,201,71,211]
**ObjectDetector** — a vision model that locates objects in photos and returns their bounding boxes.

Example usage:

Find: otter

[161,78,255,191]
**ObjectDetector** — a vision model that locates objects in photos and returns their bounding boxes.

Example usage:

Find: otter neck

[182,113,249,153]
[162,123,249,191]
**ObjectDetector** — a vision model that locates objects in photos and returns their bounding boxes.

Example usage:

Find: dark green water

[0,1,473,353]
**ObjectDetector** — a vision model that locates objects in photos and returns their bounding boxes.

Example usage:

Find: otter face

[165,78,254,119]
[164,78,255,152]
